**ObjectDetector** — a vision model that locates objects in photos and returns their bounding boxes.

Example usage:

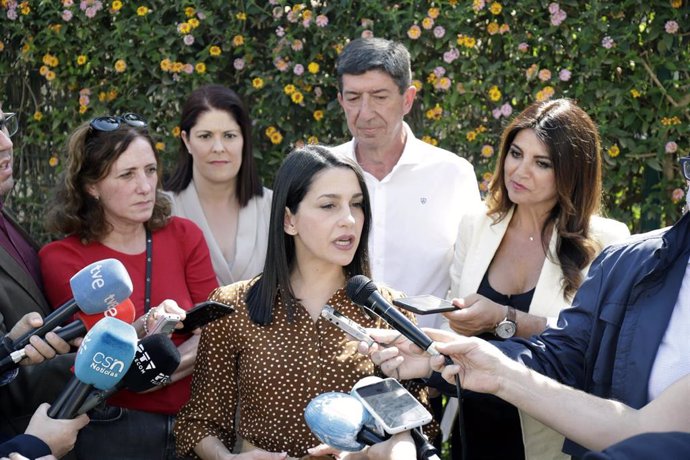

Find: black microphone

[75,334,181,415]
[346,275,447,360]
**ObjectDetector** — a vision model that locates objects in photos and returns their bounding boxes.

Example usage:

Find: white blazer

[166,182,272,286]
[446,205,630,460]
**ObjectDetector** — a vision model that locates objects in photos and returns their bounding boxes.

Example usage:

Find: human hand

[6,313,72,366]
[443,293,506,336]
[25,403,89,458]
[356,329,433,380]
[426,329,512,395]
[137,299,187,337]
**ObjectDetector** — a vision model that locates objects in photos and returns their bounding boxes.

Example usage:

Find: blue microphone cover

[74,316,138,390]
[305,392,369,452]
[69,258,133,314]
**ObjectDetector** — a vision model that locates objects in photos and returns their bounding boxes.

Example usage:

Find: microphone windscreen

[69,259,133,314]
[305,392,369,452]
[123,334,181,392]
[346,275,377,305]
[75,298,136,330]
[74,317,138,390]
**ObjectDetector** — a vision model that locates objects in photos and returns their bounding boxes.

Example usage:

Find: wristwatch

[494,306,517,339]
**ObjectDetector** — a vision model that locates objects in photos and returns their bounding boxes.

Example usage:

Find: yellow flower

[412,80,423,92]
[137,6,149,16]
[77,55,88,65]
[232,35,244,47]
[607,145,620,158]
[426,73,437,84]
[308,62,319,74]
[209,46,222,56]
[178,23,191,34]
[489,2,502,14]
[0,41,4,52]
[112,0,122,11]
[671,0,682,7]
[236,12,247,21]
[252,77,265,89]
[98,92,107,102]
[428,7,440,19]
[284,84,296,95]
[49,156,59,167]
[482,171,493,181]
[265,126,276,136]
[307,135,318,145]
[20,2,30,15]
[172,61,184,73]
[184,7,195,17]
[291,92,304,104]
[79,105,87,114]
[195,62,206,74]
[422,17,434,30]
[46,71,56,81]
[270,131,283,145]
[421,135,438,146]
[313,110,324,121]
[188,18,199,28]
[114,59,127,73]
[334,43,344,54]
[487,22,500,35]
[39,65,49,76]
[160,58,172,72]
[466,131,477,142]
[488,85,502,102]
[155,142,165,151]
[302,10,313,21]
[21,43,31,54]
[49,24,62,33]
[407,25,422,40]
[481,145,494,157]
[107,90,117,101]
[33,111,43,121]
[630,89,641,98]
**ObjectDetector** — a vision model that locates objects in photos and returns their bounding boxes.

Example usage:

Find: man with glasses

[0,107,80,458]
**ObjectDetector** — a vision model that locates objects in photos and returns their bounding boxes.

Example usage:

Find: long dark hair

[164,84,263,207]
[487,98,602,300]
[45,122,170,242]
[246,145,372,325]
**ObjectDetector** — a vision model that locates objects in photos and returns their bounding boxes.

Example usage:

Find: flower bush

[1,0,688,242]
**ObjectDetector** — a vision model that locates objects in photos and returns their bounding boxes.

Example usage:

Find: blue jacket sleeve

[582,432,690,460]
[0,433,51,458]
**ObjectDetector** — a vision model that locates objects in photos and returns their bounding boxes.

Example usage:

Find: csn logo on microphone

[90,352,126,377]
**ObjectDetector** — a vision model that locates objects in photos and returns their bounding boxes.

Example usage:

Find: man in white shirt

[332,38,480,329]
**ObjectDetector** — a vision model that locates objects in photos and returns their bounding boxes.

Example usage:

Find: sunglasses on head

[680,157,690,182]
[0,112,18,138]
[89,113,147,133]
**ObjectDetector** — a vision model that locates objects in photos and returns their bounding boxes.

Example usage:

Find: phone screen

[392,295,456,315]
[354,379,431,432]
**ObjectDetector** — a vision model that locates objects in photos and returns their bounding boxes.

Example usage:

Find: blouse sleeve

[174,287,240,458]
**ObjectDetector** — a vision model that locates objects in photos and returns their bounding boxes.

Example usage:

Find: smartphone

[352,378,433,434]
[174,300,235,334]
[147,312,182,336]
[392,295,456,315]
[321,305,375,347]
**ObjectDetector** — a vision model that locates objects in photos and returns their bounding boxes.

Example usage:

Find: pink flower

[315,14,328,27]
[85,6,97,18]
[233,58,245,70]
[291,39,303,51]
[7,8,18,20]
[558,69,571,81]
[274,58,289,72]
[79,88,91,96]
[79,95,90,106]
[492,108,502,119]
[672,188,685,203]
[183,63,194,74]
[435,77,451,91]
[548,2,560,14]
[276,26,285,37]
[361,30,374,39]
[62,9,73,21]
[665,20,679,34]
[293,63,304,75]
[287,10,298,22]
[272,7,283,19]
[443,48,459,64]
[79,1,88,10]
[538,68,552,82]
[63,0,74,6]
[518,42,529,52]
[500,102,513,117]
[666,141,678,154]
[551,9,567,26]
[602,36,615,49]
[183,34,194,46]
[433,66,446,77]
[433,26,446,38]
[302,18,311,27]
[314,87,323,98]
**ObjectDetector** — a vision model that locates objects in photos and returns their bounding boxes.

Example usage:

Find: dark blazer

[583,432,690,459]
[0,209,74,437]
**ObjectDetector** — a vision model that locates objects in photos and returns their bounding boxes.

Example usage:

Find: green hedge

[1,0,688,243]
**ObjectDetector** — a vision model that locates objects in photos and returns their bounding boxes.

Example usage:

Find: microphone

[76,333,181,415]
[305,392,387,452]
[48,316,138,419]
[0,299,136,372]
[346,275,446,358]
[2,259,133,358]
